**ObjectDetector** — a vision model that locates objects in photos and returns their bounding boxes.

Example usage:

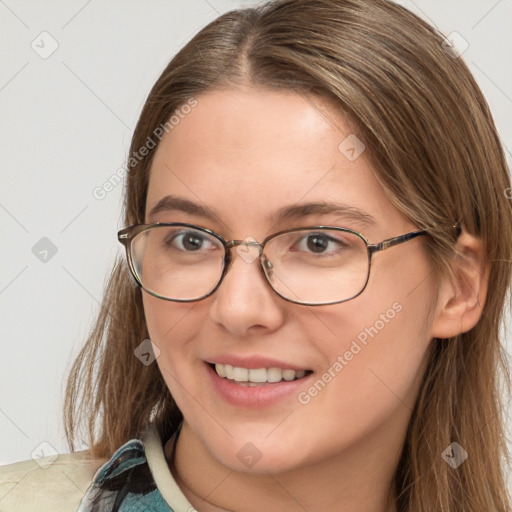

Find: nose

[208,242,286,336]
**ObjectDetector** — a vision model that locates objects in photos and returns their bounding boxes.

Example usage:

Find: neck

[166,418,403,512]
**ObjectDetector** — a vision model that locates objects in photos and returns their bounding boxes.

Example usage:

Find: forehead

[146,87,399,237]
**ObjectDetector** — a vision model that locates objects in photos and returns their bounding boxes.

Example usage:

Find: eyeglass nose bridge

[225,238,263,263]
[223,239,274,273]
[225,239,263,251]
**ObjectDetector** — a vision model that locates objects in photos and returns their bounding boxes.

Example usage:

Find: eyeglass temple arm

[118,231,130,244]
[367,230,427,254]
[368,224,461,254]
[118,225,149,244]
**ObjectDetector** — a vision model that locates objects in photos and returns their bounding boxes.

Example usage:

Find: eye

[167,230,216,252]
[296,233,348,255]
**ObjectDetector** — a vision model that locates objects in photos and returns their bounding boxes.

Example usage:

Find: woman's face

[143,87,437,473]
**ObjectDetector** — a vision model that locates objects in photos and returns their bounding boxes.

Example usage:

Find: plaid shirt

[77,439,174,512]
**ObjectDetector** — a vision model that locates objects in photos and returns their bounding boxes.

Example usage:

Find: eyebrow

[147,194,376,227]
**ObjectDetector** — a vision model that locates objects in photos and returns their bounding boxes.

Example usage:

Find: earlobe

[431,231,489,339]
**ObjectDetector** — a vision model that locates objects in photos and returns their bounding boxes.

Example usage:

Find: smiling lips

[214,363,310,385]
[205,357,314,407]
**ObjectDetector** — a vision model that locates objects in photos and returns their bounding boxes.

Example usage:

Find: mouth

[207,362,313,387]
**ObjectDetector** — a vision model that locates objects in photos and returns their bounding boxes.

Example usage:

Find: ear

[431,230,490,339]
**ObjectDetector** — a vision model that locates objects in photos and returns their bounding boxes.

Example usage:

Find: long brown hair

[65,0,512,509]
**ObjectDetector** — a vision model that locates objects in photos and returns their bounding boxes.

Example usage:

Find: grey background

[1,0,511,475]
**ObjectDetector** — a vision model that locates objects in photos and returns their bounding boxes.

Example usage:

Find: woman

[5,0,512,510]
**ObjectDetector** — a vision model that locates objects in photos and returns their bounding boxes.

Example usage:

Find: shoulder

[0,450,106,512]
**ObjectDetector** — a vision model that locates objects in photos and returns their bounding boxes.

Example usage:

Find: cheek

[142,294,210,417]
[142,294,200,370]
[298,253,436,438]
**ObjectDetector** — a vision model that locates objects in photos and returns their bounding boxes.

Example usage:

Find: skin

[142,87,488,512]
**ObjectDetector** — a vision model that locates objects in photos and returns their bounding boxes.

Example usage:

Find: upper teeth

[214,363,306,383]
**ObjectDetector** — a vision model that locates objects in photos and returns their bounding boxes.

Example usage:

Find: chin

[197,425,312,474]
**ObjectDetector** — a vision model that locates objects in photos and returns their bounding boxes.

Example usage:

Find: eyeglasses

[118,222,430,306]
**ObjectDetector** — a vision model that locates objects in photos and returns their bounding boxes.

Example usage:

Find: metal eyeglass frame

[116,222,455,306]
